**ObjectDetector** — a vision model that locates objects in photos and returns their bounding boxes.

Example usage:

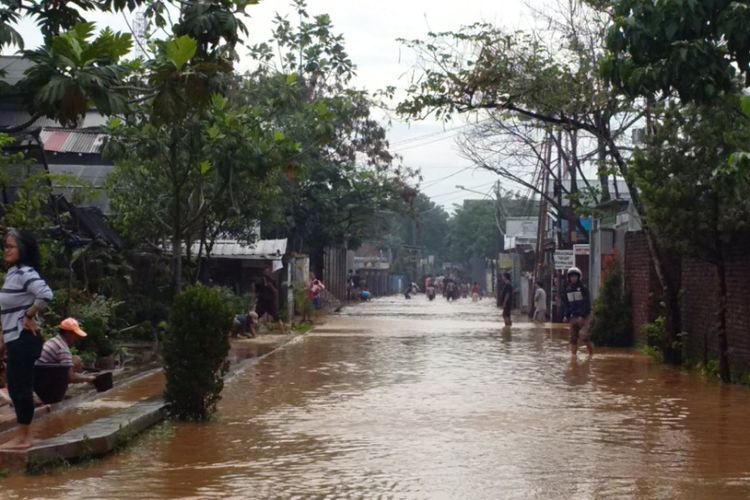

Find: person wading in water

[562,267,593,357]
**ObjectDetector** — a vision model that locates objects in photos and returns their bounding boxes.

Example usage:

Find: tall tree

[245,1,410,273]
[599,0,750,380]
[396,1,685,360]
[630,95,750,382]
[598,0,750,102]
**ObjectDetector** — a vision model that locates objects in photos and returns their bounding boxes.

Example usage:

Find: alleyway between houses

[5,297,750,499]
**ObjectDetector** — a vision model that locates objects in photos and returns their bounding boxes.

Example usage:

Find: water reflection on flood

[5,296,750,499]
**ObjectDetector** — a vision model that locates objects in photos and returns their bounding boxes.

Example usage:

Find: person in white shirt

[533,281,547,322]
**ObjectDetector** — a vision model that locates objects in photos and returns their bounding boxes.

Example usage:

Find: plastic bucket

[92,371,113,392]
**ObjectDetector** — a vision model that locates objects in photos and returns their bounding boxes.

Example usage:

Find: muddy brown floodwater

[5,296,750,499]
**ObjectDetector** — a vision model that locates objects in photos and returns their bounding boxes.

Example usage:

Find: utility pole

[532,137,552,314]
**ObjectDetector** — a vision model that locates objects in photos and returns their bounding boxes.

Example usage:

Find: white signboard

[574,244,590,256]
[554,250,575,270]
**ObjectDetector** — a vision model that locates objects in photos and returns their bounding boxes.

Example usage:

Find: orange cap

[59,317,87,337]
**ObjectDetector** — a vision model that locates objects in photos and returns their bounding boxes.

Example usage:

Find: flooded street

[6,296,750,498]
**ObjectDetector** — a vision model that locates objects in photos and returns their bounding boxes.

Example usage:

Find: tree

[599,0,750,103]
[630,95,750,381]
[600,0,750,379]
[446,200,499,265]
[105,93,297,289]
[245,1,410,272]
[396,1,685,361]
[1,1,255,132]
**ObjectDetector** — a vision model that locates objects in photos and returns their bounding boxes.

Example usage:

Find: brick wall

[681,242,750,372]
[625,232,660,344]
[681,258,718,365]
[626,232,750,374]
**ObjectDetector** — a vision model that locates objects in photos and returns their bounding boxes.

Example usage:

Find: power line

[420,166,473,189]
[427,181,496,199]
[389,118,491,147]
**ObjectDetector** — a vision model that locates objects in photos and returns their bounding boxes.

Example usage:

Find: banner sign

[574,244,590,256]
[554,250,575,270]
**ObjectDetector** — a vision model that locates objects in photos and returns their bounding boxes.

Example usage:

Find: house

[1,55,112,212]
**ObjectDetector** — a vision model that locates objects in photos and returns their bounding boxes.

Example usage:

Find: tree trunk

[716,239,730,382]
[607,140,683,362]
[642,219,682,363]
[597,138,611,202]
[595,115,611,202]
[172,232,183,293]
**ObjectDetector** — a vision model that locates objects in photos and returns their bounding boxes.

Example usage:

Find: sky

[8,1,545,211]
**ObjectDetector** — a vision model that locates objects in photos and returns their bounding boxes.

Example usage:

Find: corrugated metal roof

[48,164,114,186]
[189,239,287,260]
[40,128,106,153]
[0,110,108,130]
[0,56,34,86]
[48,164,113,213]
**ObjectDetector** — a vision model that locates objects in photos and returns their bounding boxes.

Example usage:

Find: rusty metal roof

[40,128,106,154]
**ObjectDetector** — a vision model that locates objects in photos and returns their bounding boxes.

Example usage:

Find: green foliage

[19,23,132,127]
[213,286,253,315]
[163,285,232,421]
[446,200,498,264]
[247,1,411,262]
[631,95,750,259]
[600,0,750,102]
[639,344,663,364]
[696,359,721,381]
[590,263,632,347]
[640,316,666,350]
[71,293,122,357]
[383,192,449,265]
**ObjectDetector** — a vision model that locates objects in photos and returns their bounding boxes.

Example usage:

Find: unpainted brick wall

[626,231,750,373]
[681,243,750,373]
[625,232,660,344]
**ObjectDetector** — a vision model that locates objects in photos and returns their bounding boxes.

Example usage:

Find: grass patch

[292,322,314,334]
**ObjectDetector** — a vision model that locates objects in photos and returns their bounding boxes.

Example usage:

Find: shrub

[213,286,254,315]
[641,315,666,347]
[590,262,633,347]
[45,290,121,357]
[163,286,232,421]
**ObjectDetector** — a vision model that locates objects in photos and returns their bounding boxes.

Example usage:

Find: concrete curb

[0,331,309,474]
[0,365,163,436]
[0,399,166,473]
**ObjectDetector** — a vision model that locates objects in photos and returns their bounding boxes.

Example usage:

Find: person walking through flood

[562,267,593,357]
[255,269,286,334]
[309,275,325,311]
[471,282,481,302]
[425,275,436,301]
[533,281,547,322]
[445,279,458,301]
[0,229,53,449]
[499,272,513,326]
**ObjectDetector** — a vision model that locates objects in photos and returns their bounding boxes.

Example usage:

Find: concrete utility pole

[532,137,552,314]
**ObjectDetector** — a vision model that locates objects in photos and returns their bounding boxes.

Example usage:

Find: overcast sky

[8,1,546,210]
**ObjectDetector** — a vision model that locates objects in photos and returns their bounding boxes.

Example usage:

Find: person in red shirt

[471,282,481,302]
